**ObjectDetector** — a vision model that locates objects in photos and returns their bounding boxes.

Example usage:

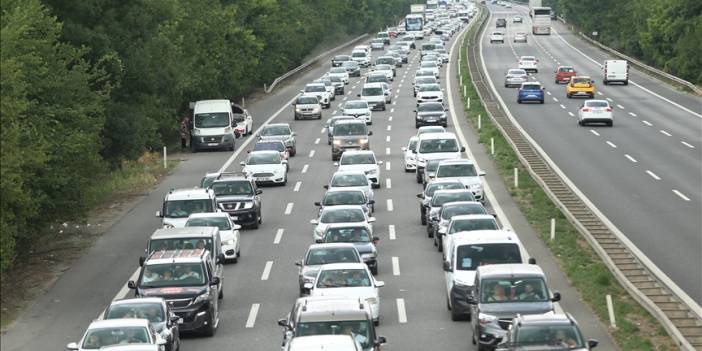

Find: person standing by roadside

[180,115,191,149]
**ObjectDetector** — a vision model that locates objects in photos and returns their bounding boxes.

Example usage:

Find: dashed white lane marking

[625,154,638,163]
[273,229,284,244]
[386,135,391,142]
[388,225,396,240]
[386,178,392,189]
[284,202,294,215]
[387,125,392,131]
[308,150,316,158]
[391,108,395,113]
[343,96,348,101]
[681,141,695,149]
[245,304,260,328]
[553,97,559,102]
[332,110,337,114]
[590,130,600,136]
[617,104,624,109]
[568,112,574,117]
[314,138,320,144]
[628,112,637,117]
[387,199,394,211]
[597,91,603,96]
[606,97,613,102]
[385,161,391,171]
[392,257,400,276]
[559,104,566,109]
[261,261,273,280]
[386,147,391,155]
[642,120,653,126]
[301,164,309,173]
[293,181,301,192]
[606,141,617,148]
[646,170,661,180]
[546,91,551,96]
[320,128,326,134]
[396,298,408,323]
[672,190,691,202]
[659,130,672,137]
[388,116,393,121]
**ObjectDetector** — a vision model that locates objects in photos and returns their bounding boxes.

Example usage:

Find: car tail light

[582,108,591,112]
[605,107,612,112]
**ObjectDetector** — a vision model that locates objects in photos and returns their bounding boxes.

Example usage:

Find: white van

[603,60,629,85]
[415,132,465,182]
[191,99,238,151]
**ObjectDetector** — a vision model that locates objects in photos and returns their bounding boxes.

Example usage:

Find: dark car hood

[417,112,446,118]
[350,242,375,254]
[479,301,553,319]
[139,286,206,299]
[216,195,253,202]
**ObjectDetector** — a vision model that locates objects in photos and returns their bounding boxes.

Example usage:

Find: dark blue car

[517,82,545,104]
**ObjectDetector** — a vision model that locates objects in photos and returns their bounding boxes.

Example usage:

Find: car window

[437,164,477,177]
[514,325,585,348]
[340,153,375,165]
[246,152,281,165]
[419,138,459,153]
[417,103,444,112]
[164,199,213,218]
[295,320,372,349]
[194,113,229,128]
[140,262,206,287]
[320,208,366,223]
[418,84,441,92]
[345,101,368,109]
[211,181,253,196]
[81,326,151,349]
[331,174,368,187]
[305,85,325,92]
[186,217,231,230]
[456,244,522,271]
[432,192,473,206]
[426,183,464,199]
[441,203,484,219]
[324,227,371,243]
[261,125,291,136]
[559,67,574,73]
[523,84,541,90]
[586,101,609,108]
[253,142,285,152]
[450,218,498,233]
[362,87,384,96]
[479,277,547,303]
[316,269,371,288]
[305,248,360,265]
[323,191,366,206]
[105,303,165,323]
[333,123,367,136]
[572,77,591,85]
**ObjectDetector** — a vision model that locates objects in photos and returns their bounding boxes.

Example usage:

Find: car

[316,188,373,215]
[67,319,166,351]
[434,48,450,63]
[258,123,296,156]
[489,31,505,44]
[401,136,419,172]
[341,101,373,125]
[310,205,376,242]
[578,99,614,126]
[422,53,442,68]
[567,76,596,98]
[293,94,322,120]
[496,313,600,351]
[358,83,388,112]
[332,55,352,67]
[517,56,538,73]
[295,243,363,295]
[376,31,391,45]
[326,171,375,210]
[253,140,289,165]
[374,56,396,70]
[425,189,477,236]
[351,50,371,67]
[420,61,441,78]
[434,159,486,201]
[372,64,395,81]
[328,67,350,84]
[185,212,241,263]
[286,335,364,351]
[415,102,448,128]
[513,32,527,43]
[231,103,253,137]
[200,171,220,189]
[555,65,576,84]
[325,115,355,145]
[386,51,404,67]
[370,38,385,50]
[517,82,545,104]
[603,59,629,85]
[190,99,238,152]
[365,72,391,85]
[209,172,263,228]
[353,45,370,55]
[103,298,179,351]
[416,83,444,104]
[438,214,500,254]
[399,35,416,49]
[416,125,446,137]
[512,16,522,23]
[315,77,336,101]
[415,132,465,183]
[156,188,217,228]
[394,47,411,63]
[496,18,507,27]
[240,150,288,186]
[330,120,372,160]
[336,150,382,189]
[329,75,346,95]
[413,76,438,96]
[343,61,361,77]
[317,223,380,275]
[306,263,384,324]
[301,83,332,108]
[504,69,528,88]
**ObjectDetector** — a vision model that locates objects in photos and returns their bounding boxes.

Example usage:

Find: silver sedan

[504,69,528,88]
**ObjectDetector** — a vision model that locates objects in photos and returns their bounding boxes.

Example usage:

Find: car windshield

[432,192,473,206]
[419,84,441,92]
[261,125,291,136]
[376,64,392,71]
[105,302,164,323]
[305,248,360,265]
[367,75,386,83]
[417,103,444,112]
[333,123,366,136]
[521,57,535,61]
[437,163,477,177]
[508,70,526,75]
[316,268,371,288]
[514,325,585,348]
[330,68,346,74]
[200,174,218,189]
[148,237,213,253]
[164,199,213,218]
[523,84,542,90]
[320,208,365,223]
[345,101,368,109]
[343,61,359,68]
[441,203,484,219]
[331,174,368,187]
[329,76,343,83]
[425,159,442,172]
[559,67,574,73]
[362,87,383,96]
[323,191,366,206]
[186,217,231,230]
[305,85,325,92]
[254,142,286,152]
[417,77,437,85]
[139,262,206,288]
[341,153,375,165]
[211,181,253,196]
[421,62,437,68]
[425,182,465,197]
[232,114,245,123]
[572,77,591,85]
[352,52,366,58]
[480,277,548,303]
[586,101,609,108]
[419,138,459,153]
[194,112,229,128]
[324,227,372,243]
[81,326,150,349]
[450,218,498,233]
[247,153,280,165]
[422,44,436,50]
[297,96,318,105]
[456,243,522,271]
[296,320,372,348]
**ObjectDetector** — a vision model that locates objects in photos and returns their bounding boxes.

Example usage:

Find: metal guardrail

[465,7,702,350]
[264,34,369,94]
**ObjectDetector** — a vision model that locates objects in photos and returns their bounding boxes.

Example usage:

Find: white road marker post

[514,168,518,188]
[606,294,617,328]
[241,97,245,108]
[464,86,468,100]
[490,137,495,155]
[163,146,167,169]
[478,114,481,130]
[550,218,556,241]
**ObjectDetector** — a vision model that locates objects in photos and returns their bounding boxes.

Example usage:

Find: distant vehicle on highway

[103,298,180,351]
[566,76,596,98]
[402,136,419,172]
[67,319,166,351]
[489,31,505,44]
[554,65,576,84]
[240,150,288,186]
[578,100,614,127]
[293,95,322,120]
[512,16,523,23]
[155,188,216,228]
[258,123,296,156]
[496,18,507,28]
[513,32,528,43]
[517,82,545,104]
[603,59,629,85]
[504,69,528,88]
[517,56,539,73]
[191,99,238,152]
[295,243,362,295]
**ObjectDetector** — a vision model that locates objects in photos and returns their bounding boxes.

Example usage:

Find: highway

[483,3,702,303]
[0,10,620,351]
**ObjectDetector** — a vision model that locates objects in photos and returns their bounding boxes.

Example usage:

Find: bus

[405,14,425,39]
[531,7,551,35]
[426,0,438,10]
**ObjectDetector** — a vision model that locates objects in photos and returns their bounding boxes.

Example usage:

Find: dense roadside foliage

[546,0,701,85]
[0,0,412,271]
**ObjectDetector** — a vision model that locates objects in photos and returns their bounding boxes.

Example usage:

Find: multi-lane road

[483,2,702,304]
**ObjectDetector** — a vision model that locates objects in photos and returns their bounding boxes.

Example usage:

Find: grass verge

[454,11,676,351]
[1,151,179,329]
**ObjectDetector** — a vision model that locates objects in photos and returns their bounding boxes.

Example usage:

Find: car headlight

[223,239,236,246]
[366,168,377,174]
[359,138,369,144]
[361,252,377,261]
[478,313,498,325]
[193,292,210,305]
[242,202,254,209]
[418,158,426,164]
[366,297,378,305]
[468,183,482,190]
[295,106,302,112]
[163,223,175,229]
[192,128,201,136]
[333,140,342,145]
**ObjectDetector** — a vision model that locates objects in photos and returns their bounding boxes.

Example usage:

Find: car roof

[165,188,213,200]
[319,262,369,271]
[187,212,231,220]
[438,158,475,166]
[88,318,150,329]
[110,297,165,307]
[363,82,385,88]
[449,214,497,222]
[326,222,371,230]
[451,229,520,243]
[340,150,375,156]
[264,123,291,128]
[321,205,365,212]
[248,150,280,156]
[433,189,474,196]
[332,170,367,177]
[516,313,576,326]
[477,263,545,278]
[418,132,458,140]
[288,335,359,350]
[151,226,218,239]
[441,201,483,208]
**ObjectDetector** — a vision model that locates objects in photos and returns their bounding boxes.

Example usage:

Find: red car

[387,27,398,38]
[555,65,576,84]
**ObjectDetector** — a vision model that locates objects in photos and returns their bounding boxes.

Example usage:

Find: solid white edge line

[261,261,274,280]
[284,202,294,215]
[273,228,284,244]
[396,298,408,323]
[392,257,400,276]
[672,190,691,202]
[245,303,260,328]
[387,199,394,211]
[388,224,396,240]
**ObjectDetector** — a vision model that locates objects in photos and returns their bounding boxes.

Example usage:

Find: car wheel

[623,80,629,85]
[517,99,522,104]
[416,173,422,184]
[442,122,448,127]
[450,303,462,321]
[567,93,572,98]
[371,265,378,275]
[540,100,544,104]
[229,142,235,151]
[415,122,420,128]
[427,224,434,238]
[603,80,608,85]
[608,121,614,127]
[282,174,287,186]
[202,311,216,337]
[294,115,299,120]
[290,147,296,157]
[420,206,426,225]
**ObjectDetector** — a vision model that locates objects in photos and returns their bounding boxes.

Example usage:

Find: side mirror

[416,193,424,199]
[376,336,387,345]
[413,109,416,112]
[233,224,242,230]
[210,276,221,286]
[333,162,339,166]
[294,260,302,266]
[314,201,321,206]
[240,161,246,166]
[310,219,319,225]
[377,161,383,165]
[442,261,452,272]
[368,131,373,136]
[368,200,375,204]
[138,256,145,267]
[479,171,486,176]
[323,185,329,189]
[303,282,314,290]
[291,132,296,136]
[315,239,323,244]
[216,253,226,264]
[127,280,137,289]
[460,146,466,152]
[67,342,79,351]
[255,189,263,195]
[277,318,289,327]
[401,147,407,151]
[445,109,449,111]
[375,281,385,287]
[170,315,180,324]
[528,257,537,264]
[372,236,380,242]
[357,94,361,97]
[587,339,599,349]
[155,211,162,218]
[551,291,562,302]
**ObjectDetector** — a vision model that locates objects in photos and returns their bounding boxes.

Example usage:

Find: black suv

[496,313,599,350]
[209,172,263,228]
[128,249,222,336]
[496,18,507,28]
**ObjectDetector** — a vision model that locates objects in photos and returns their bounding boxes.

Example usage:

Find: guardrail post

[550,218,555,241]
[490,137,495,155]
[163,146,167,169]
[606,294,617,328]
[514,168,518,188]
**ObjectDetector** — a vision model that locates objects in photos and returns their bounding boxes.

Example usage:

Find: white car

[336,150,382,189]
[328,67,350,84]
[578,99,614,126]
[441,214,500,254]
[489,31,504,44]
[351,50,370,67]
[67,319,166,351]
[342,100,372,124]
[416,83,444,104]
[373,64,395,81]
[513,31,528,43]
[185,212,241,263]
[413,76,438,96]
[434,48,450,63]
[353,45,371,55]
[301,83,332,108]
[310,205,375,242]
[402,136,419,172]
[370,38,385,50]
[518,55,539,73]
[420,61,441,78]
[422,54,443,68]
[240,150,288,185]
[434,159,486,201]
[416,125,446,137]
[358,83,387,112]
[504,68,528,88]
[513,16,523,23]
[327,171,375,211]
[306,262,384,324]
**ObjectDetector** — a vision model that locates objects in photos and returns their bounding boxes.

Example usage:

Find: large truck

[531,7,552,34]
[528,0,542,17]
[410,3,426,15]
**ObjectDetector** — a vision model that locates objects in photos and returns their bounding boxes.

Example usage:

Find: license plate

[208,143,218,146]
[528,95,536,98]
[230,216,238,220]
[593,110,602,114]
[178,318,184,324]
[427,119,436,122]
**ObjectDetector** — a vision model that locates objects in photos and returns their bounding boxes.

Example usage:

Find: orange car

[566,76,595,98]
